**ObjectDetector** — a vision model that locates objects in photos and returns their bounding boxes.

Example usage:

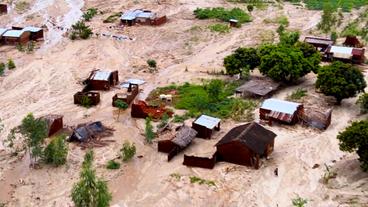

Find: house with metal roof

[192,115,221,139]
[120,9,166,26]
[21,26,44,40]
[326,45,365,64]
[2,29,30,45]
[260,98,303,125]
[304,36,334,52]
[83,70,119,91]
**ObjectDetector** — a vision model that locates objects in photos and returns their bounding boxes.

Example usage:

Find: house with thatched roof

[235,77,280,98]
[301,107,332,130]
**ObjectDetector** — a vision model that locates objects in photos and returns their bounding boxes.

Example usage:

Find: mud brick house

[235,77,280,98]
[215,122,276,169]
[304,36,334,52]
[120,9,167,26]
[13,26,44,40]
[112,83,139,106]
[325,45,365,64]
[74,91,100,106]
[2,30,30,45]
[192,115,221,139]
[260,98,303,125]
[158,126,197,161]
[39,114,63,137]
[84,70,119,91]
[0,4,7,14]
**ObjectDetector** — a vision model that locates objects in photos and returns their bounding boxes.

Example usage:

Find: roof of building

[121,9,154,20]
[171,126,198,148]
[22,26,42,32]
[301,107,332,130]
[194,115,221,129]
[261,99,301,115]
[216,122,276,155]
[70,121,113,142]
[304,36,334,46]
[2,30,24,37]
[91,70,112,81]
[236,77,280,97]
[0,28,8,36]
[330,46,353,55]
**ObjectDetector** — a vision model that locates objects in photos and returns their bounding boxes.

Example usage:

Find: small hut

[74,91,100,106]
[69,121,113,142]
[84,70,119,91]
[0,4,7,14]
[158,126,197,161]
[39,114,63,137]
[192,115,221,139]
[343,36,362,48]
[301,107,332,130]
[2,30,30,45]
[260,98,303,125]
[120,9,166,26]
[21,26,44,40]
[215,122,276,169]
[235,77,280,98]
[304,36,334,52]
[112,83,139,106]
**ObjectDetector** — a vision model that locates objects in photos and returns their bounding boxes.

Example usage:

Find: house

[19,26,44,40]
[74,91,100,106]
[192,115,221,139]
[215,122,276,169]
[131,100,173,119]
[112,83,139,106]
[69,121,114,142]
[304,36,334,52]
[301,107,332,130]
[158,126,197,161]
[120,9,167,26]
[0,4,7,14]
[0,28,8,44]
[2,30,30,45]
[183,154,217,169]
[84,70,119,91]
[260,98,303,125]
[326,46,365,64]
[235,77,280,98]
[343,36,362,48]
[229,19,238,27]
[39,114,63,137]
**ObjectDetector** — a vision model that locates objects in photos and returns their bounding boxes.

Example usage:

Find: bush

[0,63,5,76]
[103,13,122,23]
[208,23,230,33]
[114,100,128,119]
[80,95,92,108]
[147,59,157,68]
[7,59,16,70]
[287,88,307,101]
[157,113,170,129]
[145,118,155,143]
[247,5,254,13]
[173,114,190,123]
[292,196,307,207]
[193,7,251,24]
[69,21,93,40]
[83,8,98,21]
[106,160,120,169]
[357,93,368,114]
[120,141,136,162]
[189,176,216,187]
[43,135,68,166]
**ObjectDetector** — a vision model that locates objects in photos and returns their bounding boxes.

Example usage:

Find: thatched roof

[216,122,276,154]
[171,126,197,148]
[236,77,280,97]
[301,107,332,130]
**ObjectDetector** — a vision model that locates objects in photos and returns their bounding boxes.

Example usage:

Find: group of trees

[0,59,16,76]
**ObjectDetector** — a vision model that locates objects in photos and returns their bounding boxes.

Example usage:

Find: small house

[84,70,119,91]
[235,77,280,98]
[192,115,221,139]
[260,98,303,125]
[0,4,7,14]
[326,46,365,64]
[343,36,362,48]
[215,122,276,169]
[39,114,63,137]
[304,36,334,52]
[69,121,113,142]
[21,26,44,40]
[301,107,332,130]
[120,9,166,26]
[158,126,197,161]
[2,30,30,45]
[112,83,139,106]
[74,91,100,106]
[131,100,173,119]
[0,28,8,44]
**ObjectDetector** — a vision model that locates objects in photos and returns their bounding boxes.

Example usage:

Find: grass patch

[189,176,216,187]
[106,160,120,170]
[194,7,251,24]
[103,12,122,23]
[208,23,230,33]
[285,0,368,12]
[170,173,182,181]
[287,88,307,101]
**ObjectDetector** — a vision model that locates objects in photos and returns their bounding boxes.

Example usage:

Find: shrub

[193,7,251,24]
[83,8,98,21]
[103,13,122,23]
[173,114,190,123]
[247,5,254,13]
[106,160,120,169]
[145,118,155,143]
[16,44,25,52]
[69,21,93,40]
[80,95,92,108]
[287,88,307,101]
[0,63,5,76]
[357,93,368,114]
[147,59,157,68]
[157,113,170,129]
[7,59,16,70]
[189,176,216,187]
[120,141,136,162]
[114,100,128,119]
[292,196,307,207]
[208,23,230,33]
[43,135,68,166]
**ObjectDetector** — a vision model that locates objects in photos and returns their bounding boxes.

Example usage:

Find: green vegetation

[286,0,368,12]
[69,21,93,40]
[106,160,120,170]
[316,61,366,104]
[120,141,136,162]
[247,4,254,13]
[193,7,251,24]
[147,59,157,69]
[15,1,30,13]
[317,2,337,33]
[224,47,260,75]
[80,95,93,108]
[145,118,155,144]
[103,13,122,23]
[157,113,170,129]
[72,150,112,207]
[43,135,68,166]
[114,100,128,119]
[292,196,308,207]
[83,8,98,21]
[337,120,368,171]
[173,114,190,123]
[170,173,182,181]
[322,164,337,184]
[7,59,16,70]
[287,88,307,101]
[208,23,230,33]
[0,63,5,76]
[356,93,368,114]
[189,176,216,187]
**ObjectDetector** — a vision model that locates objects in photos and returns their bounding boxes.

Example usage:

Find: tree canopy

[223,47,260,75]
[316,61,366,104]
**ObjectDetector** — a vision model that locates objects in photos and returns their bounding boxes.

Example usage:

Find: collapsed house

[74,91,101,106]
[158,125,197,161]
[0,4,7,14]
[192,115,221,139]
[83,70,119,91]
[131,100,173,119]
[235,77,280,98]
[1,29,30,45]
[325,45,365,64]
[343,36,362,48]
[69,121,114,142]
[260,98,303,125]
[301,107,332,130]
[120,9,167,26]
[304,36,334,52]
[12,26,44,41]
[39,114,63,137]
[112,83,139,106]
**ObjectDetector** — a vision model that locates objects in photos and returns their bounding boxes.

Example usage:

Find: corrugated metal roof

[261,99,301,115]
[2,30,24,37]
[22,26,42,32]
[91,71,111,81]
[330,46,353,55]
[137,11,154,18]
[121,9,154,20]
[194,115,221,129]
[0,28,8,36]
[304,36,333,46]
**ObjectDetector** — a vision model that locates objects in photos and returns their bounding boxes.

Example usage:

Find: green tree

[0,62,5,76]
[114,100,128,119]
[206,79,224,102]
[43,135,68,166]
[71,150,112,207]
[147,59,157,69]
[120,141,136,162]
[223,47,260,75]
[70,21,93,40]
[337,120,368,171]
[106,160,120,169]
[144,117,155,144]
[316,61,366,104]
[317,2,336,33]
[247,5,254,13]
[279,31,300,45]
[294,41,321,73]
[7,59,16,70]
[357,93,368,114]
